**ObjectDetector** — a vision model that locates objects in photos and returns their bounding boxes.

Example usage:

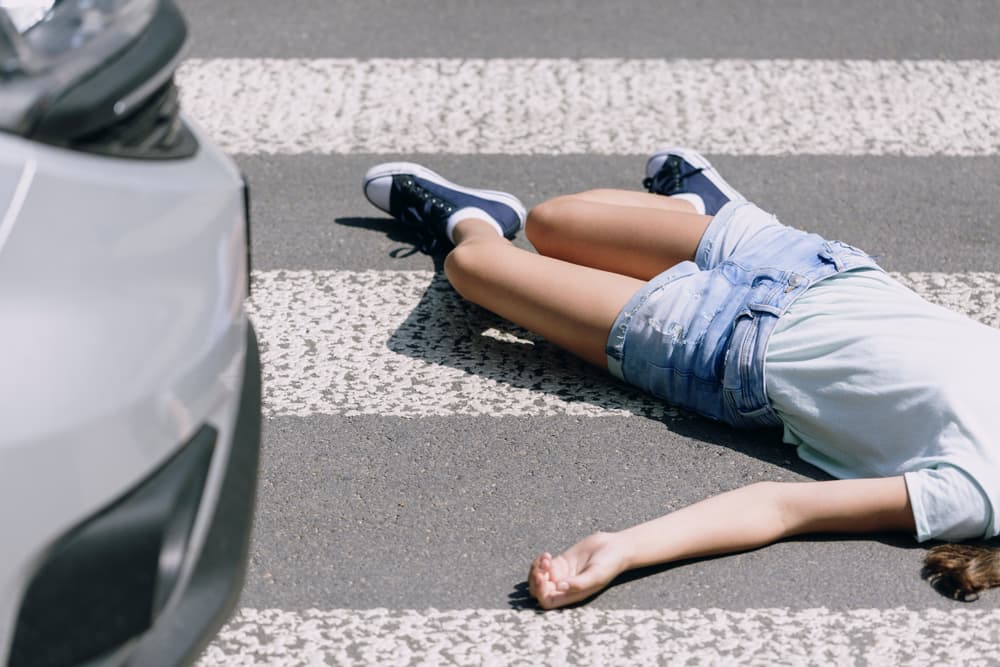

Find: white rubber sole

[644,146,744,202]
[362,162,527,225]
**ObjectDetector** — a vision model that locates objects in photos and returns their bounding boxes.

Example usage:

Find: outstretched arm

[529,476,915,609]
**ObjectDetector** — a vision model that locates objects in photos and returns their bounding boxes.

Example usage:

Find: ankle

[667,193,704,214]
[451,217,507,245]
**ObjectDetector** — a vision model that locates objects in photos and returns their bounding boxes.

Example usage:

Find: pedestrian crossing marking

[177,58,1000,156]
[197,607,1000,666]
[248,270,1000,417]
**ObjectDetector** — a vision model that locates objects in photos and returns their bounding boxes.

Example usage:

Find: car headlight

[0,0,197,159]
[0,0,55,33]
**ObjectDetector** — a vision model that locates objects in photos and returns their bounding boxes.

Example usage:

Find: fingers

[544,563,616,609]
[528,552,591,610]
[528,552,554,602]
[530,552,587,610]
[535,580,591,610]
[531,552,552,580]
[530,543,623,609]
[561,567,606,595]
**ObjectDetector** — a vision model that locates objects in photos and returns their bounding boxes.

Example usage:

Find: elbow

[728,481,799,538]
[753,481,805,537]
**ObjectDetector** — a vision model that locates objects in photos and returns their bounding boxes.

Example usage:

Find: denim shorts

[605,200,881,428]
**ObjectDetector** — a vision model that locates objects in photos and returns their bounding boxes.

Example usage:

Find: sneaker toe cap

[363,174,394,212]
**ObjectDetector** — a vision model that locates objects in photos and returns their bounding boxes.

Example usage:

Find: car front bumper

[7,325,261,667]
[0,117,261,666]
[123,324,262,667]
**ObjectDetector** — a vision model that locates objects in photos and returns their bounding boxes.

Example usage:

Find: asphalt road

[175,0,1000,662]
[241,154,1000,274]
[181,0,1000,59]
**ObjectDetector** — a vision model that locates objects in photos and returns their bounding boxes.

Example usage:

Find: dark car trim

[8,324,261,667]
[125,324,262,667]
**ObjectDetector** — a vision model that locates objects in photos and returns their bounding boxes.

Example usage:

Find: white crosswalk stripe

[250,270,1000,417]
[177,58,1000,156]
[197,607,1000,666]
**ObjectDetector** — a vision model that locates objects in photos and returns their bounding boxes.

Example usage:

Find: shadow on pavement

[378,263,820,476]
[336,215,449,268]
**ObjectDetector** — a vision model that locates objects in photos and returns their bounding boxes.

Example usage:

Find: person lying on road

[362,148,1000,608]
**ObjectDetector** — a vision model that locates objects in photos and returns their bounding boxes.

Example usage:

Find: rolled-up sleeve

[904,465,991,542]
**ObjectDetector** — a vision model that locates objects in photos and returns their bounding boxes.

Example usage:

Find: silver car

[0,1,261,665]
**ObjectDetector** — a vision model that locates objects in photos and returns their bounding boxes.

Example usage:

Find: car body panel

[0,116,255,665]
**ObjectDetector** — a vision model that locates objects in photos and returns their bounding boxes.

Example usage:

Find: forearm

[528,477,914,610]
[615,478,914,571]
[616,481,788,570]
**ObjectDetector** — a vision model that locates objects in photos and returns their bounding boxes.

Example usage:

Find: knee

[525,195,584,251]
[443,239,489,296]
[577,188,623,201]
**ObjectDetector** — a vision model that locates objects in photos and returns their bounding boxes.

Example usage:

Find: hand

[528,531,629,609]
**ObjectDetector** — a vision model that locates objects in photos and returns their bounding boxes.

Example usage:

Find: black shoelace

[642,158,705,197]
[394,175,457,254]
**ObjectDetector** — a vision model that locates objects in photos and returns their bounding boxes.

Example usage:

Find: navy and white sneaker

[643,147,744,216]
[363,162,526,251]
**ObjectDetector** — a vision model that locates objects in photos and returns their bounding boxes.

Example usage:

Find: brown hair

[922,544,1000,601]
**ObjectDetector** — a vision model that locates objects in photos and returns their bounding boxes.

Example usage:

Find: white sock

[669,193,706,215]
[445,207,504,243]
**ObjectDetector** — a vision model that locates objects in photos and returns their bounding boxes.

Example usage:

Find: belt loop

[818,243,844,272]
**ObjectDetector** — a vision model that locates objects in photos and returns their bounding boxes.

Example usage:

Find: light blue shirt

[765,269,999,542]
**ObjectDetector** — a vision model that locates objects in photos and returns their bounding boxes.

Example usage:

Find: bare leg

[445,219,646,368]
[568,188,701,212]
[526,189,712,281]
